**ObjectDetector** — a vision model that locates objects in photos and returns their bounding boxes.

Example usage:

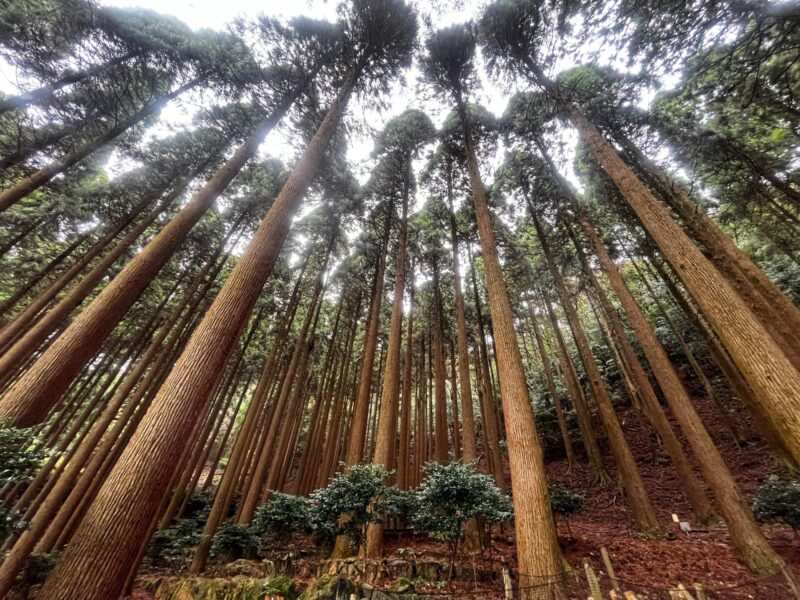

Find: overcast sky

[93,0,513,183]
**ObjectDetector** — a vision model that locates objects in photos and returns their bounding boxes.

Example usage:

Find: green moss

[146,575,298,600]
[263,575,296,598]
[298,574,354,600]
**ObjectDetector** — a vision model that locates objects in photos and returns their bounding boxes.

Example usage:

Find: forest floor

[130,384,799,599]
[538,379,800,599]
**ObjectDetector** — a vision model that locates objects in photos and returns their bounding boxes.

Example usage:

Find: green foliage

[21,552,59,586]
[548,484,583,517]
[0,507,26,543]
[752,475,800,530]
[182,490,213,521]
[382,487,420,521]
[411,462,512,543]
[0,424,46,484]
[0,424,47,543]
[309,464,391,546]
[149,519,203,564]
[421,23,477,102]
[411,462,511,578]
[253,492,314,539]
[211,523,261,559]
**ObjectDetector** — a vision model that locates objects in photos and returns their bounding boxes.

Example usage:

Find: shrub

[253,492,315,541]
[548,484,583,518]
[382,487,419,521]
[752,475,800,530]
[148,519,203,565]
[310,464,391,550]
[0,507,28,544]
[0,424,47,484]
[21,552,59,586]
[182,490,213,521]
[411,462,512,578]
[211,523,261,561]
[0,424,47,543]
[548,483,583,537]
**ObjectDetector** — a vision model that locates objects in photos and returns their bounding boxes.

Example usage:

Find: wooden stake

[693,583,707,600]
[781,563,800,600]
[502,566,513,600]
[584,560,604,600]
[601,547,621,593]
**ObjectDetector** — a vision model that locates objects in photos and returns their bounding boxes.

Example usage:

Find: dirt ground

[131,387,799,599]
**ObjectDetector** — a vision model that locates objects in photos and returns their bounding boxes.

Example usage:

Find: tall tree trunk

[619,138,800,366]
[0,233,88,322]
[565,190,785,573]
[329,214,391,559]
[42,258,223,553]
[526,304,576,473]
[345,217,391,466]
[530,207,660,536]
[648,253,791,463]
[630,256,745,446]
[0,259,216,594]
[0,176,199,383]
[397,274,414,491]
[448,195,477,466]
[38,71,357,600]
[449,339,461,461]
[0,78,199,212]
[555,209,714,520]
[414,337,427,489]
[233,270,325,527]
[0,51,137,115]
[540,293,608,481]
[0,102,292,427]
[529,64,800,470]
[468,261,508,491]
[265,290,325,497]
[431,259,449,465]
[188,269,302,568]
[456,98,564,592]
[0,192,159,352]
[365,187,408,557]
[295,295,345,495]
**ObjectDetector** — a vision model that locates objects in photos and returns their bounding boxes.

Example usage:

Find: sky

[92,0,515,188]
[102,0,340,30]
[0,0,695,290]
[0,0,615,190]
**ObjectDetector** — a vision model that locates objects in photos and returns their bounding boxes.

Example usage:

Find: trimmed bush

[211,523,261,562]
[411,462,512,578]
[548,484,583,518]
[253,492,315,541]
[0,423,47,543]
[310,464,391,548]
[149,518,203,565]
[752,475,800,530]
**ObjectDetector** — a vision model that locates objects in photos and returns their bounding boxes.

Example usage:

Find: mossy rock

[217,560,267,578]
[390,577,414,593]
[262,576,295,597]
[144,574,296,600]
[297,575,354,600]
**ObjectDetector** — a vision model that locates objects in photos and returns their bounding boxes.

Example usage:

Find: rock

[390,577,414,593]
[360,583,391,600]
[387,560,413,579]
[297,574,354,600]
[143,574,296,600]
[417,561,441,581]
[217,559,266,578]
